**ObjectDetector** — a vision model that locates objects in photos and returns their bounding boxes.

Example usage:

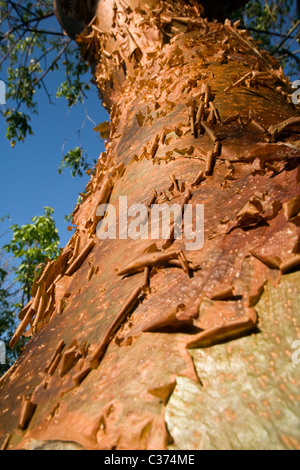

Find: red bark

[0,0,299,450]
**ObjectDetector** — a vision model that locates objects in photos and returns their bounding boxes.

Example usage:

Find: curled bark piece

[195,101,205,125]
[91,286,143,368]
[148,381,176,405]
[201,122,218,143]
[87,266,95,281]
[162,189,192,249]
[251,252,281,270]
[73,235,81,258]
[32,294,50,332]
[143,266,150,288]
[268,117,300,139]
[210,286,235,301]
[143,304,193,333]
[90,176,113,224]
[65,240,95,277]
[283,195,300,220]
[18,298,33,320]
[10,308,35,349]
[169,174,179,192]
[205,151,215,176]
[187,311,258,349]
[36,261,54,286]
[45,340,65,374]
[91,287,143,368]
[223,113,240,124]
[149,134,160,158]
[178,251,189,274]
[73,367,92,386]
[280,255,300,274]
[32,285,43,312]
[48,353,62,376]
[191,170,205,186]
[1,434,11,451]
[19,397,36,430]
[117,251,180,276]
[60,347,79,377]
[224,72,252,93]
[209,101,221,123]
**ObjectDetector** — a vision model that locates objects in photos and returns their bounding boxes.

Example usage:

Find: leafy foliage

[0,0,92,173]
[233,0,300,79]
[0,208,60,375]
[3,207,60,305]
[0,260,19,376]
[58,146,95,178]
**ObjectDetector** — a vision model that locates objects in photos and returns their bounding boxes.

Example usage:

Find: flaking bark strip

[201,122,218,143]
[251,252,281,270]
[283,195,300,220]
[73,366,92,386]
[280,255,300,274]
[18,298,33,320]
[32,285,43,312]
[162,188,192,249]
[65,240,95,277]
[268,117,300,139]
[57,299,65,315]
[48,353,62,376]
[90,176,113,221]
[143,266,151,288]
[223,113,240,125]
[188,105,195,135]
[191,170,205,187]
[149,134,160,158]
[60,347,79,377]
[178,251,189,274]
[19,397,37,430]
[165,260,200,271]
[32,294,49,332]
[10,307,35,349]
[117,251,181,276]
[44,340,65,374]
[209,101,221,123]
[87,266,95,281]
[187,311,258,349]
[91,286,143,368]
[169,174,179,192]
[0,434,11,451]
[73,235,81,258]
[195,101,205,125]
[205,151,215,176]
[224,72,252,93]
[36,261,54,286]
[210,286,235,301]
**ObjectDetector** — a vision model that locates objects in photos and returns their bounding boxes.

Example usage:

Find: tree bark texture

[0,0,300,450]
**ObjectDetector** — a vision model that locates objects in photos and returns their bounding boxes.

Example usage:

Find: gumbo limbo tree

[0,0,300,450]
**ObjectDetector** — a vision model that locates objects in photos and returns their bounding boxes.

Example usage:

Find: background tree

[0,0,299,451]
[0,208,60,375]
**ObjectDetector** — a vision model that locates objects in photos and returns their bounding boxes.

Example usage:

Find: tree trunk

[1,0,300,450]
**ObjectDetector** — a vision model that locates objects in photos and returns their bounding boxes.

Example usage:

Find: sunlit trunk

[0,0,300,450]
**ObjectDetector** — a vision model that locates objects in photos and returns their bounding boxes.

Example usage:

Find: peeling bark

[0,0,299,450]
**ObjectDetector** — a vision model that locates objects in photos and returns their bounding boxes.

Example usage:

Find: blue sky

[0,69,108,248]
